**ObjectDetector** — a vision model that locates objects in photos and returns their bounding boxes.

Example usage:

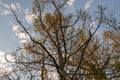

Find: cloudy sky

[0,0,120,52]
[0,0,120,68]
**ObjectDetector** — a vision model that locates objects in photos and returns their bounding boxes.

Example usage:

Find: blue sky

[0,0,120,52]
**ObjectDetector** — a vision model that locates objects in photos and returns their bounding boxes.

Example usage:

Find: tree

[102,14,120,79]
[1,0,120,80]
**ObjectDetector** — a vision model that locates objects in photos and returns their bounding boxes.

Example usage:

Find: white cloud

[20,40,27,43]
[0,0,10,9]
[24,8,29,14]
[25,14,37,23]
[2,3,10,8]
[25,8,37,23]
[16,2,21,12]
[12,24,29,40]
[18,32,29,39]
[10,3,21,12]
[67,0,75,6]
[0,1,10,15]
[0,50,14,74]
[0,51,7,63]
[0,10,11,15]
[12,24,19,33]
[11,3,17,11]
[84,0,93,10]
[0,1,21,16]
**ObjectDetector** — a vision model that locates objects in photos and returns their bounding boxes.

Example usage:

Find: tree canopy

[1,0,120,80]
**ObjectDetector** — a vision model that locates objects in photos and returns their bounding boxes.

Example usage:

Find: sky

[0,0,120,52]
[0,0,120,73]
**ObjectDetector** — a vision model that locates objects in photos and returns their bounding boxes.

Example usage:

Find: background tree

[102,14,120,79]
[1,0,120,80]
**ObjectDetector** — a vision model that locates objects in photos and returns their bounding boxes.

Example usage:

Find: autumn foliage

[1,0,120,80]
